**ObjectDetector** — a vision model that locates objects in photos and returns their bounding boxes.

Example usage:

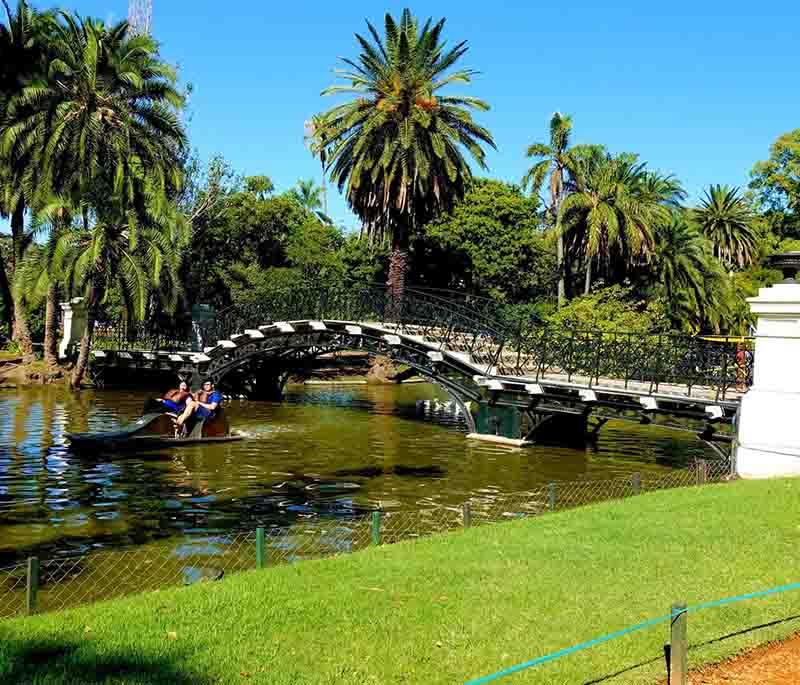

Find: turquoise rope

[465,581,800,685]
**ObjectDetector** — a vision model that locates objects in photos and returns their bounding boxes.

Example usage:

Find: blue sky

[7,0,800,231]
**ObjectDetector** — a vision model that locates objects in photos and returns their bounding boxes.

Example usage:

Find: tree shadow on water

[0,636,213,685]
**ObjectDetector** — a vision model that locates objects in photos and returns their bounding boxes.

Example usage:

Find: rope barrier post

[26,556,39,616]
[255,527,265,569]
[371,511,381,546]
[632,473,641,496]
[463,502,472,528]
[548,483,556,511]
[669,603,688,685]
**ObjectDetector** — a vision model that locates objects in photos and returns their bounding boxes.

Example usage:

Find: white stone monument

[737,253,800,478]
[58,298,88,360]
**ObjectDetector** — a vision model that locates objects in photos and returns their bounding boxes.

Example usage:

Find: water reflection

[0,384,713,563]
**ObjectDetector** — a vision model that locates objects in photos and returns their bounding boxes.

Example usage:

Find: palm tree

[0,0,55,354]
[3,14,186,386]
[521,112,577,307]
[694,185,758,269]
[14,199,76,365]
[559,151,662,294]
[317,9,495,303]
[3,14,186,220]
[55,209,185,387]
[292,178,323,211]
[653,213,724,331]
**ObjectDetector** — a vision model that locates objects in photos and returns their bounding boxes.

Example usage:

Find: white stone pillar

[58,298,88,360]
[737,261,800,478]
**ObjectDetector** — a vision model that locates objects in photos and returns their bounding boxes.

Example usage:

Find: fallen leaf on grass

[83,626,92,635]
[166,631,177,640]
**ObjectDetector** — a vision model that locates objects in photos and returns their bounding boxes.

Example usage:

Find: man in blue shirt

[176,379,222,433]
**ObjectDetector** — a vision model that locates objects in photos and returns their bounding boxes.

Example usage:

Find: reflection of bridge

[66,285,752,449]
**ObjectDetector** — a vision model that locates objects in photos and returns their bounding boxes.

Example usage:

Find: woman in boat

[158,381,191,414]
[176,379,222,431]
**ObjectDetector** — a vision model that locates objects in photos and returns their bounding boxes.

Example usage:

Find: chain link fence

[0,459,731,621]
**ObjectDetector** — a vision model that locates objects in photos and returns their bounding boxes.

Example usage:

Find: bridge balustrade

[91,284,753,401]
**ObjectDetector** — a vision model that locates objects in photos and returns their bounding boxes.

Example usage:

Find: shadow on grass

[0,636,213,685]
[584,614,800,684]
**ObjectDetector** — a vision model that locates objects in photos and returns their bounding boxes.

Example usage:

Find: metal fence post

[256,527,265,569]
[371,511,381,545]
[632,473,641,496]
[462,502,472,528]
[26,556,39,615]
[668,603,688,685]
[548,483,557,511]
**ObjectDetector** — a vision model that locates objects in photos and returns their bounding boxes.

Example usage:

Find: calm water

[0,384,713,564]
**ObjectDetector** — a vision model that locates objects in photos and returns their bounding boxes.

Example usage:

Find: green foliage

[187,181,355,311]
[244,175,274,199]
[649,213,729,333]
[750,129,800,216]
[414,179,554,302]
[545,284,668,333]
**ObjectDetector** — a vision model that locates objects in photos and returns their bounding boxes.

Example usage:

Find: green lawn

[2,479,800,684]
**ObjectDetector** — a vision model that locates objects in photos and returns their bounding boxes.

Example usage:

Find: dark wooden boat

[66,403,242,452]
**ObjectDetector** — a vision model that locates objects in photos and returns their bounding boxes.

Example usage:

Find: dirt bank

[677,632,800,684]
[0,359,68,388]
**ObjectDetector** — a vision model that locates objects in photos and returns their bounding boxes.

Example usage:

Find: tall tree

[694,185,757,269]
[652,212,726,332]
[0,0,55,353]
[3,13,186,386]
[56,210,186,386]
[521,112,577,307]
[559,151,665,294]
[14,199,76,364]
[749,129,800,238]
[291,178,323,211]
[317,8,495,303]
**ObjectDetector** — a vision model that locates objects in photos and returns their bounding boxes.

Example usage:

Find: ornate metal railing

[502,329,753,400]
[92,284,754,400]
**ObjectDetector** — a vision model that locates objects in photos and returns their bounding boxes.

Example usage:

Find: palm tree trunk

[70,285,97,390]
[320,160,328,218]
[387,231,409,321]
[44,283,59,366]
[0,254,13,335]
[557,234,566,307]
[584,256,592,295]
[10,200,33,356]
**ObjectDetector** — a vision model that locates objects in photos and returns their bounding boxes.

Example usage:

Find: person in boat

[176,379,222,431]
[158,381,191,414]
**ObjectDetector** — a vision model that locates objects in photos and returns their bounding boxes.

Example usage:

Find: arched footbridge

[70,285,753,450]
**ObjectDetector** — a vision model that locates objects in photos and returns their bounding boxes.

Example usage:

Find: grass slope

[2,479,800,684]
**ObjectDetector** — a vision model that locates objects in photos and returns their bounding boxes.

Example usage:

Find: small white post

[738,254,800,478]
[58,298,88,360]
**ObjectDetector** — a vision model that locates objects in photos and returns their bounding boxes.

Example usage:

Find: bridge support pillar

[58,298,87,360]
[468,402,531,447]
[738,259,800,478]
